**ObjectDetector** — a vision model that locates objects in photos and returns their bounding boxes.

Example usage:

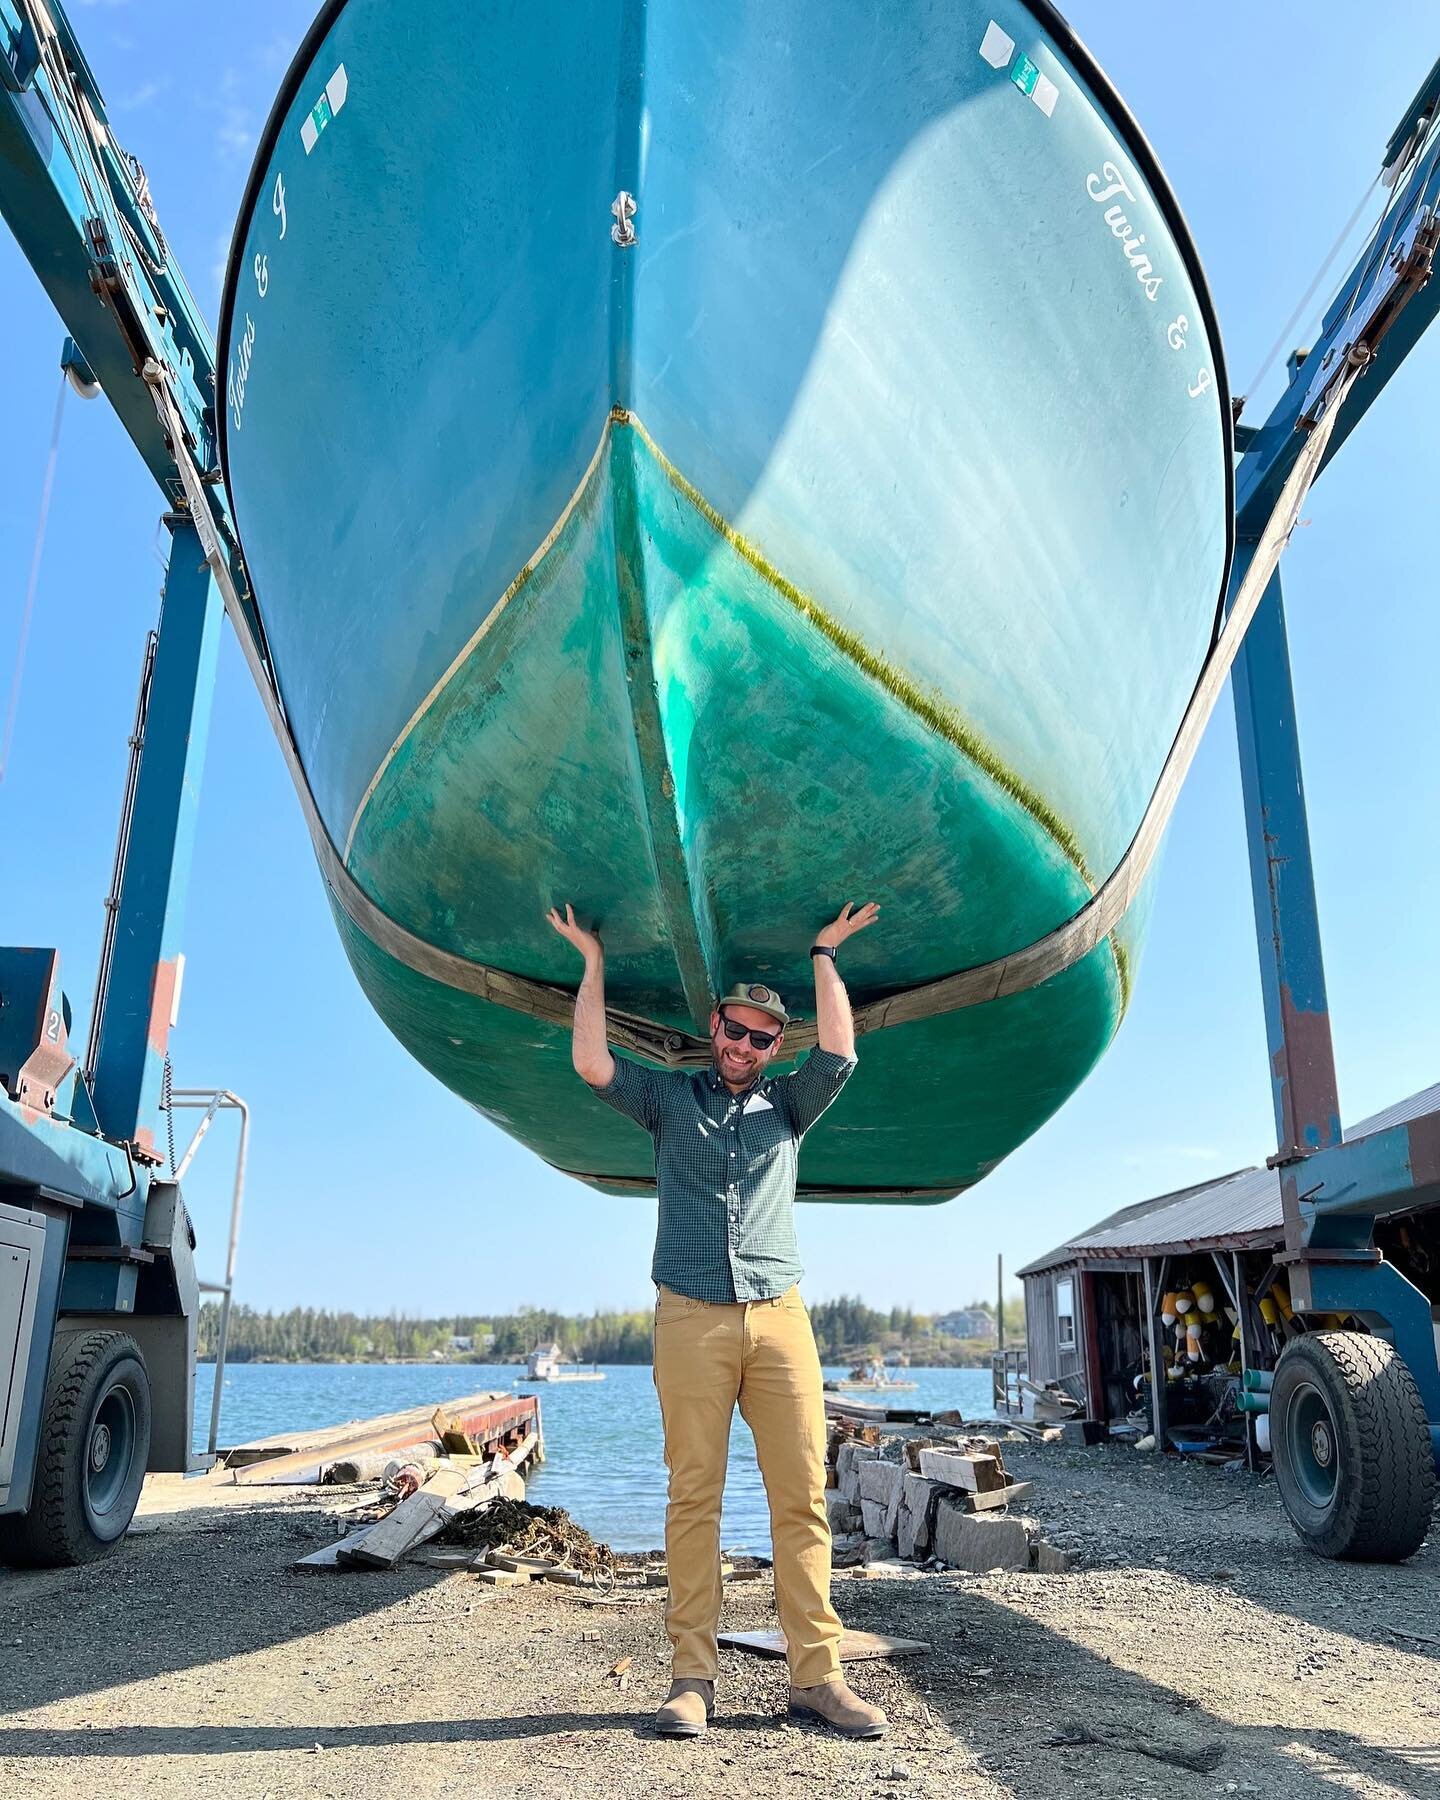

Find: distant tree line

[806,1295,1023,1365]
[197,1293,1023,1367]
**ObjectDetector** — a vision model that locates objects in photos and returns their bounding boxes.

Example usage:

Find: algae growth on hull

[340,419,1126,1198]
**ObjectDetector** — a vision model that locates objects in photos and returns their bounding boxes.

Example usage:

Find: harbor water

[194,1361,995,1553]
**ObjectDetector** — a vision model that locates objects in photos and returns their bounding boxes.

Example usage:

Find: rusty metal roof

[1068,1165,1279,1259]
[1344,1079,1440,1139]
[1015,1175,1244,1277]
[1017,1078,1440,1273]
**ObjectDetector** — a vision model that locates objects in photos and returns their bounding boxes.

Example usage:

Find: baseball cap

[716,981,789,1027]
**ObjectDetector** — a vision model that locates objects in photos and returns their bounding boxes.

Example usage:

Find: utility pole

[996,1253,1005,1356]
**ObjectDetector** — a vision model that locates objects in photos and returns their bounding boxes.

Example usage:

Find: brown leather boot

[788,1677,889,1739]
[654,1677,715,1737]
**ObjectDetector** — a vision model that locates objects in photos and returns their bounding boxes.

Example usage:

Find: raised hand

[814,901,880,950]
[545,903,604,964]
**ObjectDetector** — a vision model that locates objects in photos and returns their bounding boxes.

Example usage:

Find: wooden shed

[1012,1080,1440,1435]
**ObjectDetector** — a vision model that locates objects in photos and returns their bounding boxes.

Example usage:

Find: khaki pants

[651,1283,844,1689]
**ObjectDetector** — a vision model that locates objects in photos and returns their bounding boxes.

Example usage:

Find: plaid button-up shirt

[589,1048,857,1302]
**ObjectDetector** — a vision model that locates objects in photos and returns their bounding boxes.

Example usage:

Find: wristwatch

[809,945,837,961]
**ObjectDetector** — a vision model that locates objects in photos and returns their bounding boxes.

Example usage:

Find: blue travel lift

[0,0,251,1564]
[1,2,1438,1563]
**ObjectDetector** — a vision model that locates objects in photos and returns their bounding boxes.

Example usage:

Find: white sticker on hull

[300,62,348,155]
[980,23,1059,116]
[979,21,1014,69]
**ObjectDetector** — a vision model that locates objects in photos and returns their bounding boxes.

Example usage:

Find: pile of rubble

[824,1411,1070,1575]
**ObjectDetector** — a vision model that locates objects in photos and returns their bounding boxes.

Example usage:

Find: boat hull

[220,0,1231,1200]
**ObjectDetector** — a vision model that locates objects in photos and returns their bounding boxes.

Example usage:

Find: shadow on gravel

[1003,1443,1440,1669]
[0,1500,444,1713]
[864,1582,1440,1800]
[4,1492,1437,1798]
[0,1714,728,1758]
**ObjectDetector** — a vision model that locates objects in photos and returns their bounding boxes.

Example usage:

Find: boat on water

[218,0,1231,1204]
[828,1381,921,1394]
[519,1342,607,1384]
[827,1359,919,1393]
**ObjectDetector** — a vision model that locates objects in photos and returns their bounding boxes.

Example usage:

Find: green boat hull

[340,418,1127,1200]
[218,0,1231,1203]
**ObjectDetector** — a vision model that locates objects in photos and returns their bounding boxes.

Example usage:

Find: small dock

[221,1390,544,1485]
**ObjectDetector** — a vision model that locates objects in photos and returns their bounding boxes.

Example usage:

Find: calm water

[194,1361,994,1553]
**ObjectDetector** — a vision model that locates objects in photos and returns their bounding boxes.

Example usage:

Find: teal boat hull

[219,0,1232,1200]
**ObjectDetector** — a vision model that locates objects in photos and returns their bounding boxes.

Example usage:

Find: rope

[1237,178,1382,408]
[162,1054,177,1175]
[1,374,67,784]
[1239,104,1440,413]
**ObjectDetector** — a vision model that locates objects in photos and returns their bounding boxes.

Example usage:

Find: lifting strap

[147,357,1361,1069]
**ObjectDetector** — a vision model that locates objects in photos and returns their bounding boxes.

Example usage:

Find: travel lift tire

[1271,1330,1436,1563]
[0,1330,152,1568]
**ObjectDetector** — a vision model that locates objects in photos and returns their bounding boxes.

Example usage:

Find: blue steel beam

[1223,53,1440,1461]
[1227,51,1440,1193]
[0,0,216,491]
[88,521,224,1159]
[1227,551,1342,1169]
[1292,1112,1440,1228]
[0,1087,142,1205]
[1234,57,1440,532]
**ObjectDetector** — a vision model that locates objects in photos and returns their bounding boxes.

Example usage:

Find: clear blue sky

[2,1,1436,1318]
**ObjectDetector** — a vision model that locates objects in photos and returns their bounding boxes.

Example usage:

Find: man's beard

[715,1043,759,1086]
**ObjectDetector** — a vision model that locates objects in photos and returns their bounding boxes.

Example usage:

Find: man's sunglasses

[718,1012,782,1052]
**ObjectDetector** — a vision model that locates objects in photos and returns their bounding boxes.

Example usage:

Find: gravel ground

[2,1440,1437,1800]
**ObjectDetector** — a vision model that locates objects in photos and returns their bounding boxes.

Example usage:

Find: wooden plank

[339,1492,453,1567]
[963,1480,1034,1512]
[293,1524,379,1571]
[408,1547,484,1570]
[431,1404,481,1456]
[917,1449,1006,1493]
[718,1628,928,1661]
[486,1552,560,1575]
[966,1479,1032,1511]
[341,1468,494,1569]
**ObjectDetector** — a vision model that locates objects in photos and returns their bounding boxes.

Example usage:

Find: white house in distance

[935,1307,997,1341]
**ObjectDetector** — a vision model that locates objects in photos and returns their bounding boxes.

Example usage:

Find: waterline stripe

[343,406,1122,1004]
[618,411,1098,894]
[341,419,615,864]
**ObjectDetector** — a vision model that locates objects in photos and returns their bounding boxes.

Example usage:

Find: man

[545,899,887,1741]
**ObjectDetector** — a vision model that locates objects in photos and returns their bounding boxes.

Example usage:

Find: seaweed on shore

[437,1496,617,1581]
